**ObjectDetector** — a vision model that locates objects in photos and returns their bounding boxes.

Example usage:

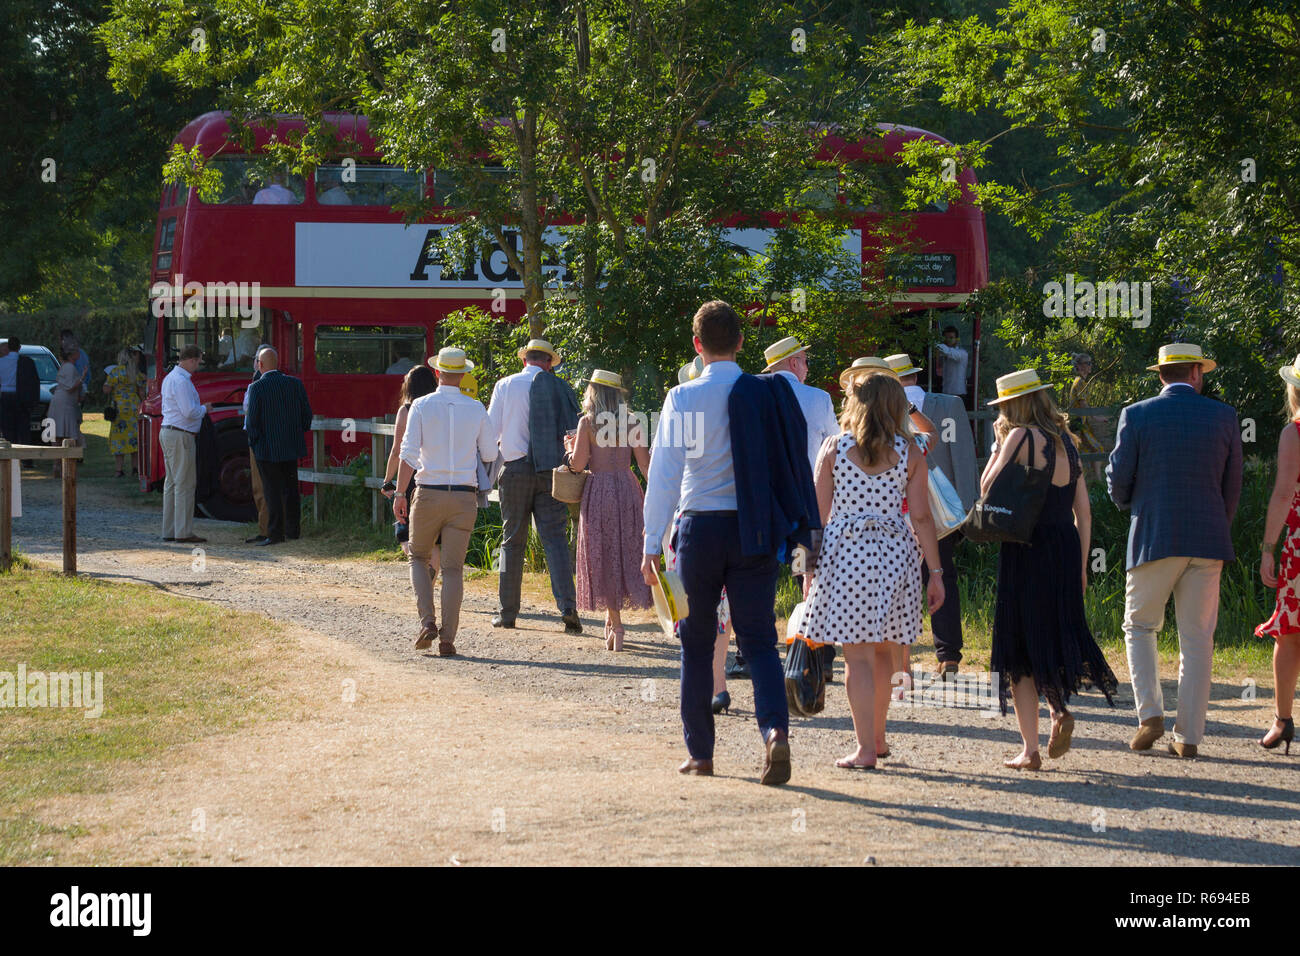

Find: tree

[874,0,1299,423]
[102,0,924,393]
[1,0,213,312]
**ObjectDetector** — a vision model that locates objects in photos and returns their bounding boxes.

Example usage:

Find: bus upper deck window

[201,157,305,205]
[314,165,423,206]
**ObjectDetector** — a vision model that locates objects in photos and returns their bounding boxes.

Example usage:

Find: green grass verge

[0,566,292,864]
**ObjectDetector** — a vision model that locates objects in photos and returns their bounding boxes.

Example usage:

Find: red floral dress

[1257,422,1300,640]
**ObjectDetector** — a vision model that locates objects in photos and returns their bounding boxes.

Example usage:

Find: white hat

[677,355,704,384]
[762,336,809,372]
[584,368,627,392]
[518,338,562,368]
[429,347,475,374]
[1147,343,1217,373]
[1280,353,1300,389]
[987,369,1053,405]
[838,356,898,391]
[884,353,923,377]
[651,568,690,639]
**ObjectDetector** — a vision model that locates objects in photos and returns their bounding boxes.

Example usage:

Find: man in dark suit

[244,346,312,545]
[1107,343,1243,758]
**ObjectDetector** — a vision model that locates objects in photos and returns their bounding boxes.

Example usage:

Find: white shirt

[487,363,543,462]
[775,370,839,474]
[161,365,205,432]
[643,360,742,554]
[935,343,968,396]
[252,184,296,204]
[401,385,496,486]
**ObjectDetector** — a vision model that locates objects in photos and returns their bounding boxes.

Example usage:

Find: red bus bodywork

[139,111,987,521]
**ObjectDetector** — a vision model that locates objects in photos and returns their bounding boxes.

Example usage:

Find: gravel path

[11,471,1300,865]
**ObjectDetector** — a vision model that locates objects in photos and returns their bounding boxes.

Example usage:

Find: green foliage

[0,308,146,398]
[881,0,1299,417]
[2,1,214,311]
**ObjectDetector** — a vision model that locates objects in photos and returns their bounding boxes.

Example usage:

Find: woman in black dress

[982,371,1117,770]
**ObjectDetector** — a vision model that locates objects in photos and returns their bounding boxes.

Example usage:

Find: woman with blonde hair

[801,369,945,769]
[1255,356,1300,753]
[981,370,1117,770]
[566,369,651,650]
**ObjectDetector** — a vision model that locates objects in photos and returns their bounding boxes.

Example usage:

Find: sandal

[1047,712,1075,759]
[611,628,624,652]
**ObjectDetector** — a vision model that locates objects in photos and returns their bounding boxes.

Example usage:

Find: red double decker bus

[139,112,987,521]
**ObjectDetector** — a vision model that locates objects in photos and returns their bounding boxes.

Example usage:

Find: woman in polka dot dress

[802,372,945,770]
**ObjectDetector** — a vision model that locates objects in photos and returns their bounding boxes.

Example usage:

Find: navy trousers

[676,513,788,759]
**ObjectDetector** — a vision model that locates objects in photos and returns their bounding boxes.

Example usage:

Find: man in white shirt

[935,325,969,406]
[641,301,792,786]
[394,348,496,656]
[159,345,209,543]
[762,335,840,474]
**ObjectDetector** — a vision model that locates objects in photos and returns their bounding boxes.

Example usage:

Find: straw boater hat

[1146,343,1217,373]
[583,368,627,392]
[987,369,1053,406]
[762,336,809,372]
[884,353,923,377]
[677,355,704,384]
[429,346,475,374]
[838,356,898,391]
[518,338,562,368]
[650,568,690,639]
[1280,354,1300,389]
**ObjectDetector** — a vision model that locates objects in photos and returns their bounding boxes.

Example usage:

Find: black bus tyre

[196,424,257,523]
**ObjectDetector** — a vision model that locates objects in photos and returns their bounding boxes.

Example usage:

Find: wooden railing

[0,439,84,575]
[299,416,395,524]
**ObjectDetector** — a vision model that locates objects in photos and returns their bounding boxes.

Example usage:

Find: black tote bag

[784,636,826,717]
[960,429,1051,544]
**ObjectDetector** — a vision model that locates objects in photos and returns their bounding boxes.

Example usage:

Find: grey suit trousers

[497,457,576,620]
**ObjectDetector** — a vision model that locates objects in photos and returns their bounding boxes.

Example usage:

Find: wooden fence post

[61,438,77,576]
[371,418,382,526]
[312,423,324,523]
[0,440,11,574]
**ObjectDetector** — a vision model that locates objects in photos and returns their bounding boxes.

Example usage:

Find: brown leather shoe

[679,758,713,776]
[438,640,456,657]
[1168,740,1198,758]
[1130,716,1165,751]
[415,624,436,651]
[760,728,791,786]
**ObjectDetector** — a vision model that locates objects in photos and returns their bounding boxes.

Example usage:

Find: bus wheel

[197,426,257,523]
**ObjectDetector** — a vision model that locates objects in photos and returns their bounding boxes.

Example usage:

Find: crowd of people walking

[113,301,1298,787]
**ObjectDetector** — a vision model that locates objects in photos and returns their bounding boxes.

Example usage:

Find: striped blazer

[245,369,313,462]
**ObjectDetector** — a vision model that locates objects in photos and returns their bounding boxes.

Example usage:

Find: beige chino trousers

[408,488,478,642]
[1123,555,1223,746]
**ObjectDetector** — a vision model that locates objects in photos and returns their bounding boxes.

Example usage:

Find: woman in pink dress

[1256,355,1300,753]
[566,369,652,650]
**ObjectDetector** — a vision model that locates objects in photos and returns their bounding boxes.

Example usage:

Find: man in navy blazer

[1107,343,1242,758]
[245,346,313,545]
